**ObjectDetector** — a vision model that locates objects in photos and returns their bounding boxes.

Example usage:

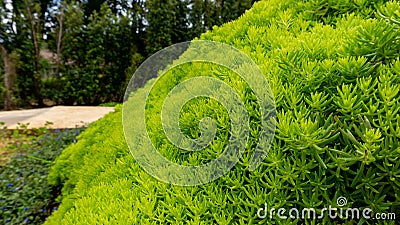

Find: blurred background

[0,0,257,110]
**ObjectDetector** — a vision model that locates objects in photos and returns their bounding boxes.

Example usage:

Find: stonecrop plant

[46,0,399,224]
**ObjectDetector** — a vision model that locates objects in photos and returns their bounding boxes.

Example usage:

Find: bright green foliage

[47,0,399,224]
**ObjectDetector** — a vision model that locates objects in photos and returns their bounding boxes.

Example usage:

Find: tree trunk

[0,45,18,111]
[23,0,44,107]
[56,12,64,76]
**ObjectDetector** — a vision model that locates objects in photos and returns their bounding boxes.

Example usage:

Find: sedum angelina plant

[46,0,399,224]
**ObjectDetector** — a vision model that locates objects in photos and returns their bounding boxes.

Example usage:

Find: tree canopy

[0,0,257,109]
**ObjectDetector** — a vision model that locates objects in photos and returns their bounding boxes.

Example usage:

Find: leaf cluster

[46,0,400,224]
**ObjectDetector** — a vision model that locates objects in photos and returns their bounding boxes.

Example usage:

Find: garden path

[0,106,114,129]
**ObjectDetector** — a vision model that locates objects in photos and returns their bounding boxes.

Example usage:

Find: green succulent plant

[46,0,399,224]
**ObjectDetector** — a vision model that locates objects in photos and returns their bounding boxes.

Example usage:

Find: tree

[54,5,64,76]
[0,0,50,107]
[189,0,205,37]
[0,45,18,110]
[171,0,190,43]
[48,1,144,105]
[145,0,174,54]
[1,0,258,108]
[22,0,44,106]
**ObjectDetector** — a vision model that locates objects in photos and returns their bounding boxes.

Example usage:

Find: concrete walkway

[0,106,114,129]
